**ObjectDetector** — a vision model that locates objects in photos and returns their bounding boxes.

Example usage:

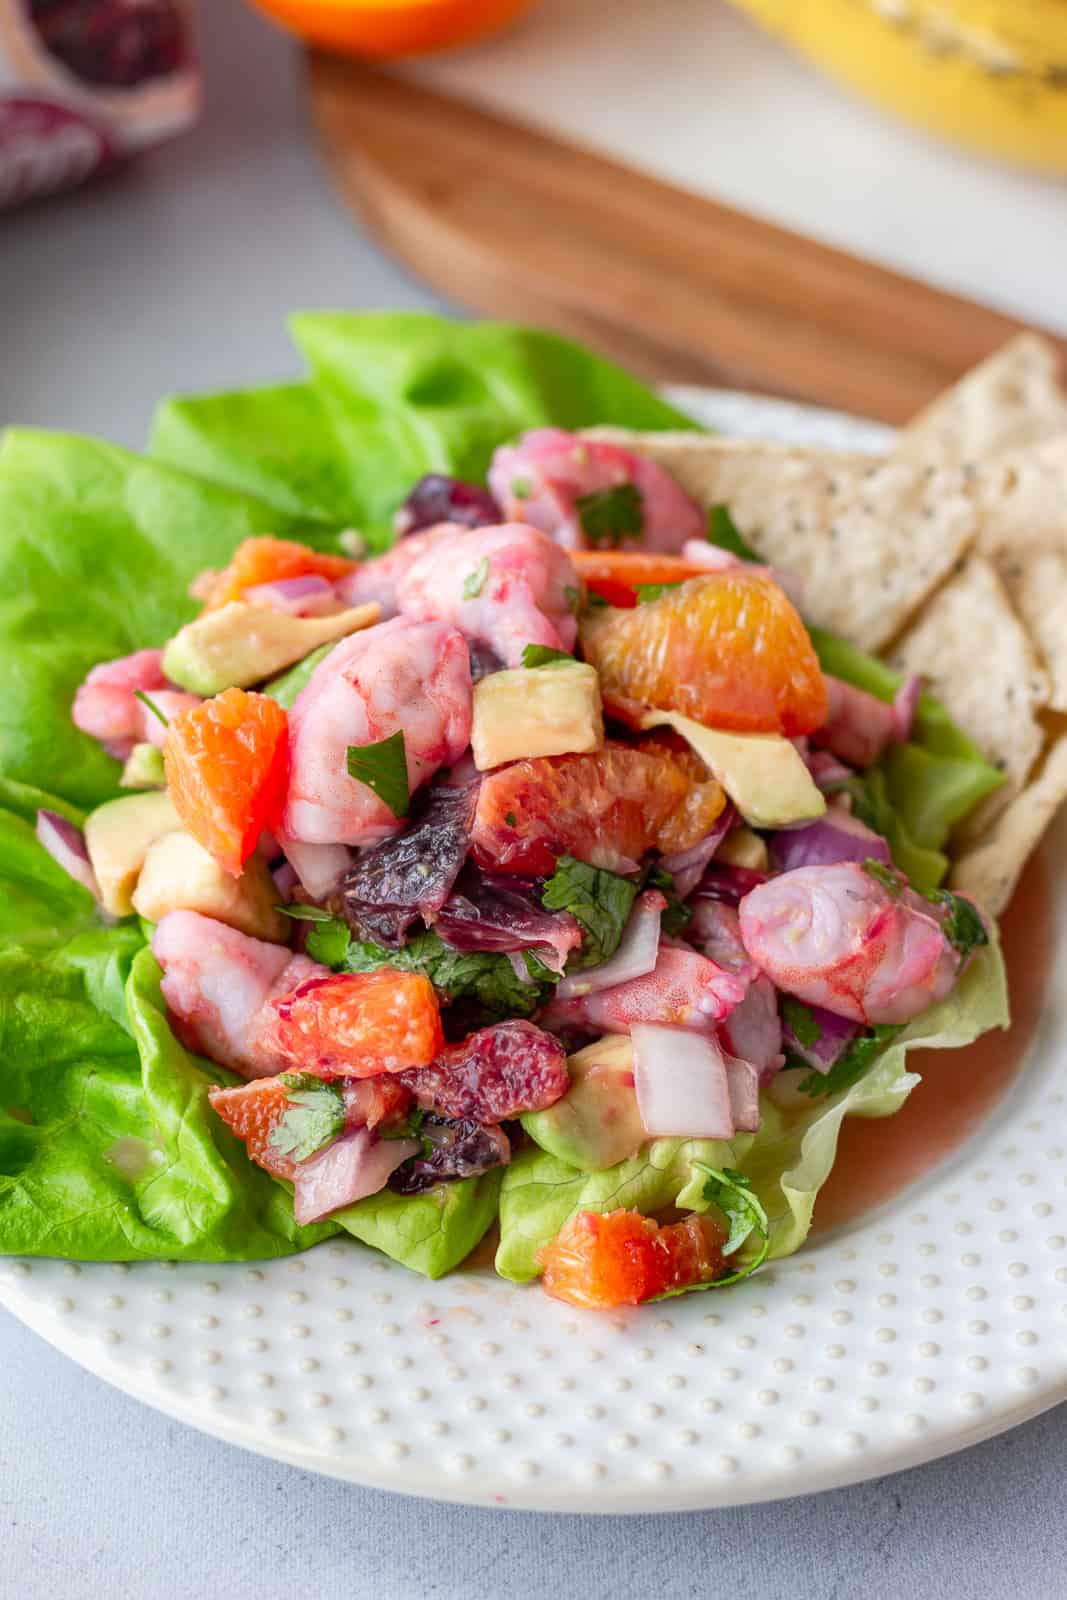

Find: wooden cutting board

[307,52,1067,424]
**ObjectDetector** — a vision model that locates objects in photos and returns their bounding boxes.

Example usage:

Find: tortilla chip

[889,556,1049,835]
[974,438,1067,711]
[951,732,1067,916]
[898,334,1067,468]
[584,431,978,651]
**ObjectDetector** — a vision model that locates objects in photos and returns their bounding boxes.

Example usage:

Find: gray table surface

[2,7,1065,1597]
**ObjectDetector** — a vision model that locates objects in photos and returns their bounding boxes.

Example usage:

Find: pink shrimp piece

[539,944,746,1036]
[488,428,705,552]
[281,616,472,848]
[395,523,579,669]
[153,910,325,1079]
[738,862,966,1026]
[72,649,199,760]
[334,524,460,616]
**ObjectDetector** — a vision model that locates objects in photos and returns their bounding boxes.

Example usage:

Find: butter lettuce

[335,1169,504,1279]
[502,931,1008,1282]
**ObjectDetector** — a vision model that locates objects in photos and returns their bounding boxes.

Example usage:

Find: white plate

[1,391,1064,1512]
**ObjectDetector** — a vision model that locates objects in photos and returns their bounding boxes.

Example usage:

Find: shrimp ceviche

[17,320,1065,1307]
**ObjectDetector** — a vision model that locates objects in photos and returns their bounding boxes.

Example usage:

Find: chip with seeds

[951,733,1067,916]
[583,431,978,651]
[889,556,1049,835]
[898,334,1067,468]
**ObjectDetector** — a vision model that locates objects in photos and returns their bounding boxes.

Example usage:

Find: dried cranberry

[341,782,477,947]
[435,869,581,970]
[399,1019,568,1123]
[28,0,189,88]
[394,475,501,538]
[389,1115,510,1194]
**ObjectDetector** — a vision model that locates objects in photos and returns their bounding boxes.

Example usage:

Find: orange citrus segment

[470,742,726,876]
[581,570,829,737]
[539,1208,726,1308]
[201,536,356,611]
[265,970,444,1078]
[164,688,289,875]
[208,1077,296,1179]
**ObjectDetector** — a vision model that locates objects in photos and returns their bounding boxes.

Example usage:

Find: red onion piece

[280,838,353,900]
[771,809,891,872]
[693,863,769,907]
[892,674,923,744]
[36,810,102,902]
[660,804,736,899]
[243,575,338,616]
[781,1002,858,1073]
[271,860,299,902]
[631,1023,734,1139]
[556,889,664,1000]
[813,676,897,769]
[292,1127,419,1224]
[724,1054,761,1133]
[806,749,854,793]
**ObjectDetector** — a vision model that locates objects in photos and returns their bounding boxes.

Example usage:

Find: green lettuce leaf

[499,929,1008,1283]
[335,1169,504,1279]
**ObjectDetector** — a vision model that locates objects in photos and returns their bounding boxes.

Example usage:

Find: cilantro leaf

[511,476,533,501]
[133,690,170,728]
[346,730,409,819]
[268,1075,345,1162]
[275,903,337,923]
[343,927,554,1020]
[706,503,760,562]
[863,858,904,896]
[635,581,683,604]
[928,889,989,959]
[542,854,637,970]
[305,916,353,968]
[688,1164,770,1286]
[780,996,821,1049]
[797,1024,903,1099]
[563,585,581,617]
[521,644,574,669]
[462,556,490,599]
[574,482,643,547]
[638,861,691,937]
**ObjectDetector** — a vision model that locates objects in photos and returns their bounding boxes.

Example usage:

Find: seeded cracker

[889,555,1049,833]
[897,333,1067,468]
[952,733,1067,916]
[584,432,978,651]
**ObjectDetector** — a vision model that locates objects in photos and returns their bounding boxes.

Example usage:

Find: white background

[1,3,1065,1595]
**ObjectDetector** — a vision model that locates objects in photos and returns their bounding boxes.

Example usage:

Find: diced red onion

[271,861,299,902]
[781,1003,858,1073]
[243,575,338,616]
[281,837,353,900]
[771,809,891,872]
[892,674,923,744]
[724,1054,761,1133]
[292,1127,419,1224]
[556,889,665,1000]
[36,810,102,903]
[660,804,736,899]
[806,749,854,792]
[693,863,769,907]
[632,1023,734,1140]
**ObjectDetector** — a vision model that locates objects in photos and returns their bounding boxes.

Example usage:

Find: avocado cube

[471,662,603,771]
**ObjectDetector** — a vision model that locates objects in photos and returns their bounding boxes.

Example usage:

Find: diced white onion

[293,1128,418,1224]
[724,1054,761,1133]
[632,1023,734,1140]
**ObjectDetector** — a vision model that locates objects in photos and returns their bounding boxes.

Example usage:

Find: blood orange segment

[208,1076,296,1179]
[471,743,726,876]
[571,550,711,608]
[581,570,828,737]
[164,688,289,876]
[201,536,356,611]
[265,970,444,1078]
[539,1208,726,1308]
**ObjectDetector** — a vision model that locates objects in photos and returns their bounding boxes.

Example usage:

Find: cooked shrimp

[72,649,199,760]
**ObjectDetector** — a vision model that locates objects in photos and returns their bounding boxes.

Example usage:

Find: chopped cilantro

[797,1024,903,1099]
[542,854,637,970]
[583,590,610,611]
[133,690,170,728]
[275,903,336,923]
[638,862,691,937]
[511,476,533,501]
[635,581,683,604]
[574,482,643,547]
[780,996,822,1050]
[305,917,353,968]
[504,812,517,828]
[521,644,574,669]
[563,584,581,617]
[343,927,554,1020]
[682,1164,770,1288]
[346,729,409,819]
[928,889,989,959]
[863,858,904,896]
[268,1075,345,1162]
[706,503,759,562]
[462,556,490,599]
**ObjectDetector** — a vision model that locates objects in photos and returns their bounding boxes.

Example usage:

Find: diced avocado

[471,662,604,771]
[521,1035,646,1173]
[131,829,289,942]
[262,642,335,709]
[716,826,770,872]
[161,599,379,695]
[118,742,166,790]
[84,790,181,916]
[639,709,826,828]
